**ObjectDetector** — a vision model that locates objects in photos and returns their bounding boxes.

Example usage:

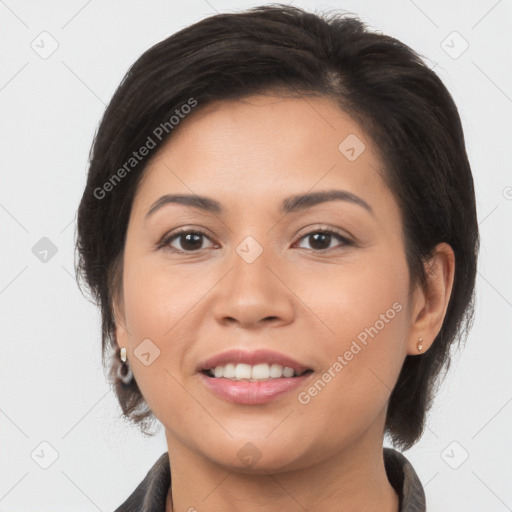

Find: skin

[113,93,455,512]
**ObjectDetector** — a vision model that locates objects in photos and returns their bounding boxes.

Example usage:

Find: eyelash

[157,226,353,254]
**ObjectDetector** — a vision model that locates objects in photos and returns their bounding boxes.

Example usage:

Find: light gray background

[1,1,511,510]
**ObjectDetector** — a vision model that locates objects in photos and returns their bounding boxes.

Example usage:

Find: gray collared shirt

[114,447,426,511]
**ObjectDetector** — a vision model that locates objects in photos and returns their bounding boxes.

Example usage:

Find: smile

[203,362,311,380]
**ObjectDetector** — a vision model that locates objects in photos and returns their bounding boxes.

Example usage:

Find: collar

[114,447,426,511]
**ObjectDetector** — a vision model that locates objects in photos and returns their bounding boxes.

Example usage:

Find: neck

[164,421,399,512]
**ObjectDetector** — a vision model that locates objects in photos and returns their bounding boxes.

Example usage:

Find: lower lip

[198,371,313,405]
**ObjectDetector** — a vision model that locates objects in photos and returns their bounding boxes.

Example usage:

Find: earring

[117,347,133,384]
[417,337,424,352]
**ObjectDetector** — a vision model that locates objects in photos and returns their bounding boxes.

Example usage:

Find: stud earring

[117,347,133,384]
[417,337,424,352]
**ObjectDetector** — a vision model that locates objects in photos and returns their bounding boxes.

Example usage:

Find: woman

[75,4,479,511]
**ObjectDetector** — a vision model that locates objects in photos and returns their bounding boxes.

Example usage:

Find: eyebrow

[145,189,374,219]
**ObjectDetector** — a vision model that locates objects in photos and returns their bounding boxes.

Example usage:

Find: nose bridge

[212,232,294,327]
[230,234,278,302]
[232,236,272,289]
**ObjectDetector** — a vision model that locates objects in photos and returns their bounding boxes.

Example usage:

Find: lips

[198,371,313,404]
[197,348,312,375]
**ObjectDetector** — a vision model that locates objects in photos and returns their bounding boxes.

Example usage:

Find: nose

[212,244,295,329]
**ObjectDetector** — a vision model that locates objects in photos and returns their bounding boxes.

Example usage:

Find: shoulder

[384,447,426,512]
[113,452,170,512]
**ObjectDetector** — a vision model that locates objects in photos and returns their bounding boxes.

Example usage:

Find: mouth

[197,348,314,404]
[201,364,313,381]
[197,348,313,379]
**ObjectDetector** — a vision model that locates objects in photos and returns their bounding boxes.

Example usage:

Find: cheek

[295,248,410,409]
[295,246,410,348]
[120,255,217,413]
[122,256,203,336]
[119,258,185,400]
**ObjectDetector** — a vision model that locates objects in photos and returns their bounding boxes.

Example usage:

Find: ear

[112,291,130,350]
[407,242,455,355]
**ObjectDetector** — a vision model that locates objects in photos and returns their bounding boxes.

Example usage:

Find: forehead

[133,94,393,217]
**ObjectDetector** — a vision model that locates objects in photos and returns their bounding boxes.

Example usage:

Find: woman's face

[115,94,420,472]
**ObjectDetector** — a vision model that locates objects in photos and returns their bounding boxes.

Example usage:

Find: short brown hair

[76,3,479,450]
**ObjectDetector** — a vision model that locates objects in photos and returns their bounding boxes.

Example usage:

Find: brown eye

[161,230,215,252]
[296,230,351,252]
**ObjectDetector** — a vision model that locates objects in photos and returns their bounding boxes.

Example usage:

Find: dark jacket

[114,447,426,511]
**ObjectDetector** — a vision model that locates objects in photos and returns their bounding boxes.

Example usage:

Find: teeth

[223,363,236,379]
[235,363,252,380]
[207,363,302,380]
[283,366,295,378]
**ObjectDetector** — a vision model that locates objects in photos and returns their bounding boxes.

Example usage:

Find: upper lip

[198,348,312,374]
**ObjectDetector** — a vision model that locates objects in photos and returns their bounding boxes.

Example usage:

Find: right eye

[159,229,216,253]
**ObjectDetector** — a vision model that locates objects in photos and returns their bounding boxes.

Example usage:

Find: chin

[196,434,313,474]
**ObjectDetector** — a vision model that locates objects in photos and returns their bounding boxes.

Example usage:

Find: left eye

[295,230,351,251]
